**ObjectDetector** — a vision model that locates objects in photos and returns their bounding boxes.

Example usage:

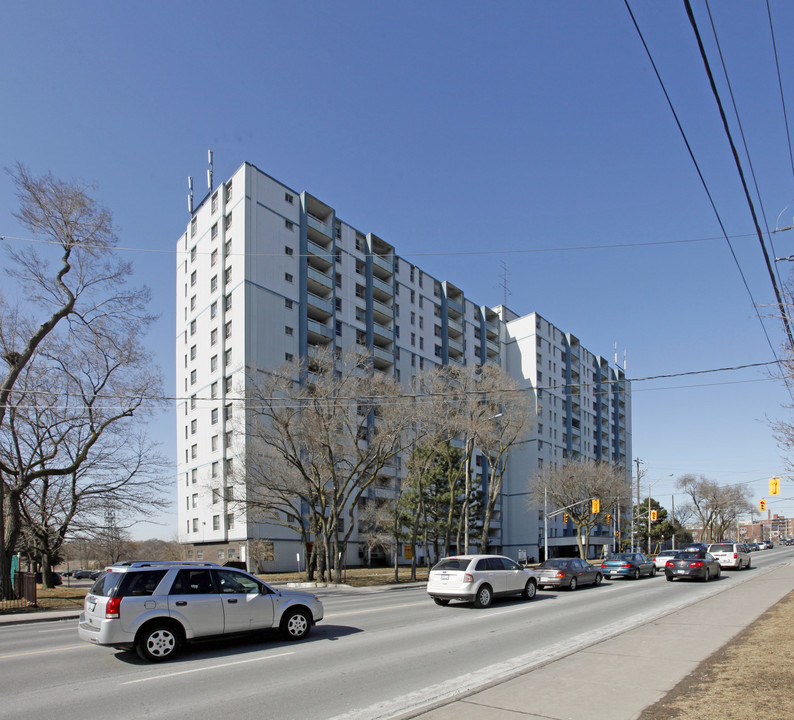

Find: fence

[0,572,38,611]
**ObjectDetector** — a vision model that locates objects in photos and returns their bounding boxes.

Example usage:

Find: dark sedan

[665,551,721,582]
[600,552,656,580]
[536,558,603,590]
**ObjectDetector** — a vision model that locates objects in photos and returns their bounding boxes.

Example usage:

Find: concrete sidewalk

[407,562,794,720]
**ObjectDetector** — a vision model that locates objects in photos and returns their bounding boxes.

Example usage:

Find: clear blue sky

[3,1,794,538]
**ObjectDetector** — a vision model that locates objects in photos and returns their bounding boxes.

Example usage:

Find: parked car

[78,561,324,662]
[746,542,760,551]
[73,569,92,579]
[89,570,103,580]
[707,542,751,570]
[652,550,680,570]
[426,554,537,608]
[600,552,656,580]
[535,558,603,590]
[761,540,773,549]
[665,551,721,582]
[34,571,62,586]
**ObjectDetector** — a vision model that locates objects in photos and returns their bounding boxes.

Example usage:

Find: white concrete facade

[175,162,631,570]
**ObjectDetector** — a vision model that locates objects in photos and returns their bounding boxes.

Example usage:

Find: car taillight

[463,573,474,583]
[689,562,703,567]
[733,553,737,559]
[556,571,565,578]
[600,563,608,568]
[666,561,675,567]
[106,597,121,619]
[620,563,631,567]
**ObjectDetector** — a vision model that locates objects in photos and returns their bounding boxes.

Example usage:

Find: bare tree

[0,164,157,598]
[242,348,415,583]
[530,459,630,559]
[676,474,752,542]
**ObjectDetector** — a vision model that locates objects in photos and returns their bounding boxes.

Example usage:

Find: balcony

[448,335,463,354]
[446,297,463,316]
[372,298,393,324]
[371,253,393,279]
[307,319,333,344]
[486,338,499,354]
[372,276,393,301]
[307,213,332,241]
[307,266,333,295]
[307,292,333,320]
[373,345,394,369]
[372,321,393,344]
[447,315,463,336]
[307,239,333,271]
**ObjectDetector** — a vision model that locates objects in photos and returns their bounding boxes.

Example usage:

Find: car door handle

[226,598,238,604]
[175,601,187,606]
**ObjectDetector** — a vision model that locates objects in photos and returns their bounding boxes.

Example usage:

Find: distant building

[739,514,794,543]
[175,161,632,570]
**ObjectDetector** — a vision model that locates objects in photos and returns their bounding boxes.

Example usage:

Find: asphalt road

[2,547,791,720]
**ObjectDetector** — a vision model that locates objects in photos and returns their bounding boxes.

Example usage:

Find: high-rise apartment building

[175,162,631,570]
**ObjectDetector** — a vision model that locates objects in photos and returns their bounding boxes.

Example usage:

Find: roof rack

[110,561,220,568]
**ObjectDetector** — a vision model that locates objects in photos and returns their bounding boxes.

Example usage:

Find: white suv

[707,543,751,570]
[78,561,323,661]
[426,554,537,608]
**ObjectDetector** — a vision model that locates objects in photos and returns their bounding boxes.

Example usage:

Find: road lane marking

[0,644,89,660]
[121,651,295,684]
[324,601,427,619]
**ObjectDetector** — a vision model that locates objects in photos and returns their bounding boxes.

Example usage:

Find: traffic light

[650,510,658,521]
[769,477,781,495]
[563,512,569,524]
[606,513,611,524]
[591,498,600,513]
[760,499,767,511]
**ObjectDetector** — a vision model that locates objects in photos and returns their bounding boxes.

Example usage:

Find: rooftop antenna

[614,341,618,366]
[623,349,627,371]
[499,261,511,308]
[187,176,194,214]
[207,149,214,192]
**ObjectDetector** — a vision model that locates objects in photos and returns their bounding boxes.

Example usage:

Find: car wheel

[521,579,537,600]
[666,575,674,582]
[281,607,312,640]
[433,597,450,606]
[594,573,603,586]
[715,567,721,579]
[702,569,710,582]
[473,584,493,608]
[746,560,751,569]
[135,623,181,663]
[569,577,578,591]
[632,568,640,580]
[650,566,656,577]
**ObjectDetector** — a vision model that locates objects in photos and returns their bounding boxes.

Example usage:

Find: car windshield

[610,554,633,561]
[432,558,469,571]
[710,544,734,552]
[678,552,704,559]
[541,559,570,568]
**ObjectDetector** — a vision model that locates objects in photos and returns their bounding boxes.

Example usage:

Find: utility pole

[633,458,643,551]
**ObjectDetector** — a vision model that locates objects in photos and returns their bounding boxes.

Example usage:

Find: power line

[684,0,794,351]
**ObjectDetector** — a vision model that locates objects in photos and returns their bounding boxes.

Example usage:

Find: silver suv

[77,561,323,662]
[707,543,751,570]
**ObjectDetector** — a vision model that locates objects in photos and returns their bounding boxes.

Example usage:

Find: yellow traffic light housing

[606,513,611,524]
[563,512,569,524]
[760,499,767,511]
[591,498,600,514]
[769,477,781,495]
[650,510,658,521]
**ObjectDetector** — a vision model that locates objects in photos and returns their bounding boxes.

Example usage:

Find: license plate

[439,573,449,581]
[675,569,688,575]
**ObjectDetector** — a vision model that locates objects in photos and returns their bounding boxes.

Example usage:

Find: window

[211,435,218,452]
[285,192,294,204]
[210,301,218,319]
[435,325,442,337]
[285,298,293,309]
[226,514,235,530]
[190,419,197,435]
[190,217,197,237]
[213,515,220,530]
[224,293,232,311]
[211,328,218,345]
[285,325,294,336]
[419,337,424,350]
[419,317,424,329]
[191,444,197,459]
[210,355,218,372]
[225,321,232,338]
[435,345,442,358]
[285,220,294,231]
[190,295,196,311]
[335,297,342,312]
[211,249,218,266]
[285,353,294,362]
[224,267,232,285]
[225,403,232,420]
[190,246,197,262]
[210,275,217,292]
[335,273,342,288]
[356,260,365,275]
[211,408,218,424]
[191,468,197,484]
[224,348,232,366]
[410,312,415,326]
[411,333,415,347]
[211,193,218,213]
[225,376,232,393]
[212,462,219,479]
[190,369,197,385]
[190,345,197,360]
[355,284,365,299]
[419,296,424,308]
[190,270,197,287]
[190,320,196,336]
[224,212,232,230]
[335,320,342,337]
[285,245,293,256]
[285,273,293,283]
[191,493,198,508]
[192,518,199,532]
[190,394,197,410]
[225,181,232,203]
[224,485,234,501]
